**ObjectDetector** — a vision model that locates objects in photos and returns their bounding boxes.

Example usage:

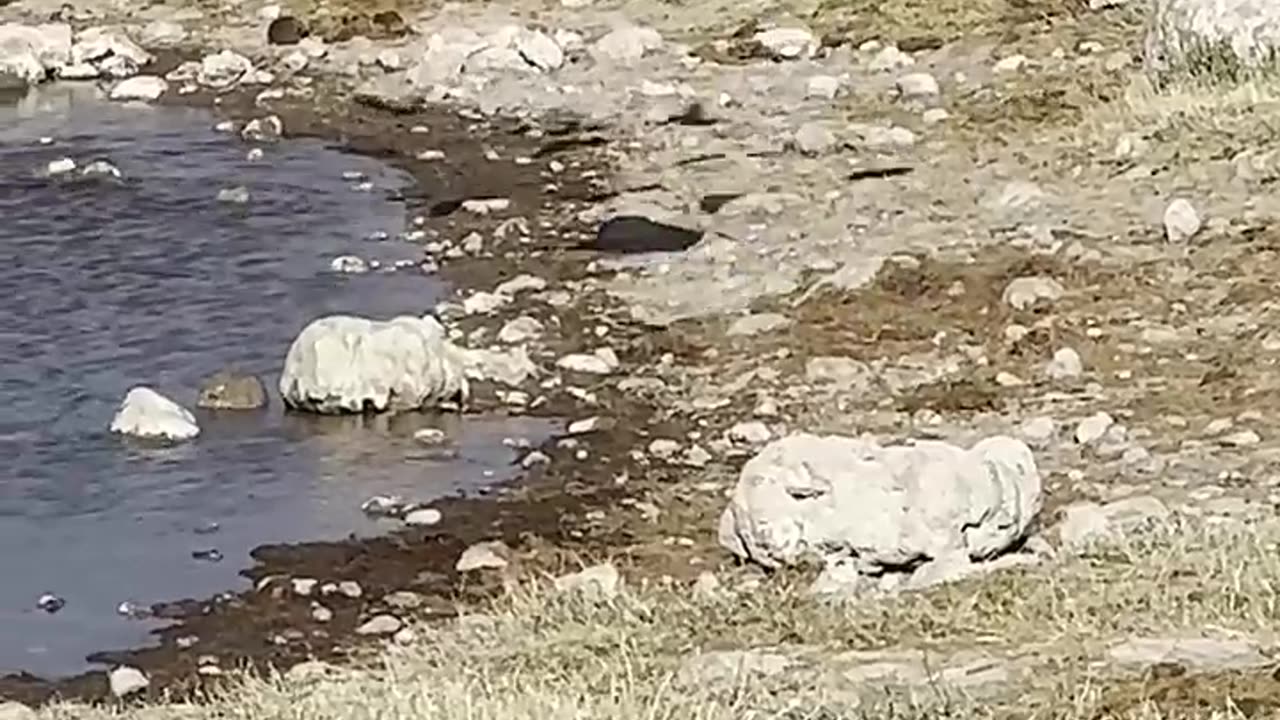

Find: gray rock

[1002,276,1065,310]
[515,29,563,71]
[109,387,200,441]
[719,433,1042,572]
[806,75,840,99]
[459,345,538,386]
[1074,412,1114,445]
[279,315,469,413]
[494,274,547,295]
[792,122,838,156]
[1146,0,1280,75]
[0,702,35,720]
[1107,636,1268,671]
[1045,347,1083,380]
[498,316,545,344]
[896,71,940,101]
[1057,495,1171,550]
[138,20,187,48]
[355,614,403,636]
[0,23,69,88]
[72,27,151,73]
[1018,416,1057,445]
[1163,198,1202,243]
[727,421,773,446]
[81,160,122,178]
[728,312,790,336]
[383,590,424,609]
[557,349,619,375]
[804,356,874,390]
[456,541,511,572]
[592,26,663,65]
[197,370,268,410]
[553,563,621,599]
[197,50,252,88]
[403,507,442,526]
[753,27,817,60]
[108,666,149,697]
[217,186,250,204]
[242,115,283,142]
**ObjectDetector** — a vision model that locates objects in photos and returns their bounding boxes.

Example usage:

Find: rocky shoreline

[6,0,1280,712]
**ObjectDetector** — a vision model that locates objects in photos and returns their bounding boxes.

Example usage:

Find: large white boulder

[1146,0,1280,76]
[718,433,1042,572]
[109,387,200,441]
[0,23,72,88]
[279,315,469,414]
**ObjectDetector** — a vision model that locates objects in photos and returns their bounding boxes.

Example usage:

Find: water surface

[0,85,553,677]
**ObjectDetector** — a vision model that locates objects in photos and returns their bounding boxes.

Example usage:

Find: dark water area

[0,85,555,678]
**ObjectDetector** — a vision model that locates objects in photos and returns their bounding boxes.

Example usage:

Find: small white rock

[1163,198,1202,243]
[46,158,76,176]
[456,540,510,572]
[1075,412,1114,445]
[1045,347,1083,380]
[355,614,402,636]
[108,666,149,698]
[896,72,940,101]
[109,75,168,101]
[403,508,443,526]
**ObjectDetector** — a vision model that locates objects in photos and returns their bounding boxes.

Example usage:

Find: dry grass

[35,517,1280,720]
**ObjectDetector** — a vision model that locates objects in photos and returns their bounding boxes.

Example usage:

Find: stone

[217,186,250,204]
[1146,0,1280,75]
[197,370,267,410]
[268,16,306,46]
[592,26,663,65]
[407,36,473,89]
[0,23,71,88]
[1074,412,1114,445]
[197,50,253,88]
[679,649,795,687]
[1163,198,1202,243]
[72,27,151,70]
[459,346,538,387]
[753,27,817,60]
[896,72,940,101]
[1045,347,1084,380]
[462,291,509,315]
[1107,637,1268,671]
[108,666,149,697]
[719,433,1042,572]
[139,21,187,48]
[727,421,772,446]
[403,508,442,526]
[792,122,838,156]
[728,313,790,336]
[516,29,563,71]
[292,578,317,596]
[498,316,545,344]
[0,702,35,720]
[494,274,547,295]
[1019,416,1057,445]
[1002,276,1065,310]
[994,54,1027,72]
[330,255,368,274]
[384,591,424,609]
[242,115,283,142]
[356,614,402,636]
[278,315,469,414]
[804,356,874,390]
[557,349,619,375]
[1057,495,1170,550]
[45,158,76,175]
[806,75,840,99]
[109,75,167,101]
[456,540,511,572]
[553,563,621,599]
[109,387,200,441]
[81,161,121,179]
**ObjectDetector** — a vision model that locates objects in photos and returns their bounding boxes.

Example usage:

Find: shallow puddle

[0,84,555,677]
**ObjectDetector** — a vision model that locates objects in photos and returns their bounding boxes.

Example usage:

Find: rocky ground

[5,0,1280,716]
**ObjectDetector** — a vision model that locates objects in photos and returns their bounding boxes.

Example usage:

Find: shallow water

[0,85,554,678]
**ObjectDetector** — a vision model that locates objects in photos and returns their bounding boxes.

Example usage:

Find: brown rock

[197,370,267,410]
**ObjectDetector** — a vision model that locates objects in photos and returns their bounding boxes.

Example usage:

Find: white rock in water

[109,387,200,441]
[329,255,368,274]
[718,433,1042,571]
[217,186,250,204]
[516,29,563,71]
[242,115,283,142]
[197,49,252,88]
[278,315,469,414]
[1163,198,1202,243]
[753,27,817,59]
[81,160,122,178]
[108,666,150,697]
[109,75,167,101]
[592,26,663,65]
[1147,0,1280,75]
[45,157,76,175]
